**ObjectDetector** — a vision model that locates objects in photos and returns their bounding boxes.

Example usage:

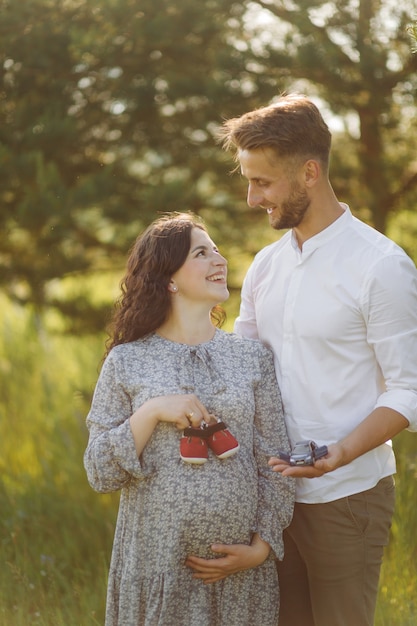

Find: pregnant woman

[84,212,294,626]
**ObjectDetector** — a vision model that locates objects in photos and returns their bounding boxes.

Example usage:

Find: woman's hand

[185,533,271,584]
[129,394,211,456]
[140,393,211,430]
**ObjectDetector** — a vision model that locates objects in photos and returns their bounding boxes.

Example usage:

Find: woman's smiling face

[169,227,229,305]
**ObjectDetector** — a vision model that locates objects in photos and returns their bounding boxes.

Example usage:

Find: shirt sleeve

[83,350,153,493]
[234,262,259,339]
[252,344,295,559]
[363,253,417,432]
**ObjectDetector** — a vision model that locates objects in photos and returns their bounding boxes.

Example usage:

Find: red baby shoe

[203,420,240,459]
[180,428,208,464]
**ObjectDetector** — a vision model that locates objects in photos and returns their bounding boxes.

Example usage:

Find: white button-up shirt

[235,205,417,503]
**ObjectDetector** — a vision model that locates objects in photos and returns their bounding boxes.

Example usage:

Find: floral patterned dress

[84,330,294,626]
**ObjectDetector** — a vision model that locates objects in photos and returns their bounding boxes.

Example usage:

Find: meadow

[0,295,416,625]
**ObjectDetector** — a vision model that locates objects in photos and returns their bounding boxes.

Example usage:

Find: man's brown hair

[218,94,332,172]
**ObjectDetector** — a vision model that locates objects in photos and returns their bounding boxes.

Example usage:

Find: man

[217,94,417,626]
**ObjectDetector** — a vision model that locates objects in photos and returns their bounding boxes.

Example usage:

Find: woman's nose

[213,251,227,266]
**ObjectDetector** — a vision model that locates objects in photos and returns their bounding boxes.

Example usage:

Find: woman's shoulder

[106,335,154,360]
[215,329,273,358]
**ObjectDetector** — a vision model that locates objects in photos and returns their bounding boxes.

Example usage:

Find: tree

[240,0,417,233]
[2,0,417,331]
[409,19,417,50]
[0,0,283,329]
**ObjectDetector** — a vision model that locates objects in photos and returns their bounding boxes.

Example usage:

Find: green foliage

[0,296,117,624]
[387,209,417,261]
[247,0,417,233]
[0,0,283,329]
[376,431,417,625]
[2,0,417,333]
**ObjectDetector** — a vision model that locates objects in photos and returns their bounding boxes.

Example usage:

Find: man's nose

[247,184,263,208]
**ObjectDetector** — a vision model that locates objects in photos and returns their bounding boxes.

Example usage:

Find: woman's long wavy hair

[105,212,226,356]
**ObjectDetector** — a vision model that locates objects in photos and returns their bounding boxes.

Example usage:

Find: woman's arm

[85,351,212,492]
[129,394,212,456]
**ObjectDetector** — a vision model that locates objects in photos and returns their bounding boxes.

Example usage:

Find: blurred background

[1,1,417,623]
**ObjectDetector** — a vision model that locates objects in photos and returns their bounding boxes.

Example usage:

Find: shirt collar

[291,203,352,255]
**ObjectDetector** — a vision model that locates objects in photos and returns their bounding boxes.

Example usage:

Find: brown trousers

[277,476,396,626]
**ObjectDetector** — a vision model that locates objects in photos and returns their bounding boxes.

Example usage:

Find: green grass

[375,431,417,625]
[0,295,416,625]
[0,297,118,625]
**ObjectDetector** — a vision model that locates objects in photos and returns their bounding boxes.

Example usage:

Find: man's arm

[269,406,408,478]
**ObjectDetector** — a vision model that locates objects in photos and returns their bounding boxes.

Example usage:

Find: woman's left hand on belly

[184,533,271,583]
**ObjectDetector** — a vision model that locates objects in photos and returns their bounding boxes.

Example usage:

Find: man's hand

[269,443,342,478]
[269,408,409,479]
[185,534,270,584]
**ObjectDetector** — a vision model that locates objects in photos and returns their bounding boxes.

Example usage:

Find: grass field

[0,296,416,625]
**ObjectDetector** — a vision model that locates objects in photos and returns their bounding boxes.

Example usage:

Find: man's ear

[303,159,320,187]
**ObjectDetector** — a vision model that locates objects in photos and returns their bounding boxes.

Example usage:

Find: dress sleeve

[84,350,152,493]
[252,345,295,559]
[363,253,417,431]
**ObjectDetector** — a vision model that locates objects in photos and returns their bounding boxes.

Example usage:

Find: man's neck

[293,195,344,250]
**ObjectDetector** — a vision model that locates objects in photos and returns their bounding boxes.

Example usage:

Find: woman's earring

[170,284,178,292]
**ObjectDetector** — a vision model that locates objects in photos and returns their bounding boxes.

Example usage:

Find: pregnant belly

[182,488,257,558]
[151,461,258,560]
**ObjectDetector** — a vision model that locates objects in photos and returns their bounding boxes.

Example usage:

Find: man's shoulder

[253,231,292,263]
[351,216,403,255]
[242,232,292,287]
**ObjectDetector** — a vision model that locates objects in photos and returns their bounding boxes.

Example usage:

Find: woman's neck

[156,315,216,346]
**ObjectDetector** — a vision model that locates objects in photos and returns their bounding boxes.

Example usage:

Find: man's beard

[270,182,310,231]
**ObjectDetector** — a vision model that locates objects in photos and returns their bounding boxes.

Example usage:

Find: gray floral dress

[84,330,294,626]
